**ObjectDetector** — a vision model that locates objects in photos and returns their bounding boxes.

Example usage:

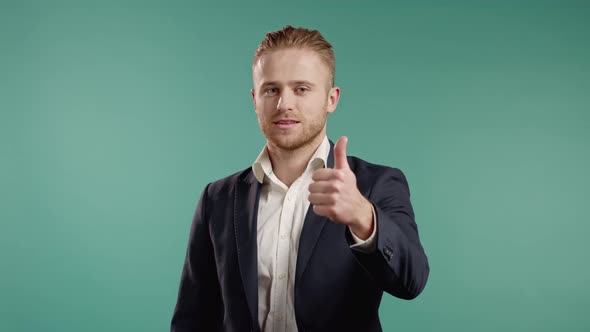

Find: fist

[308,136,373,237]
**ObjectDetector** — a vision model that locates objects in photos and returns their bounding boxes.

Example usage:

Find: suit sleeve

[348,205,378,252]
[346,168,430,300]
[171,183,223,331]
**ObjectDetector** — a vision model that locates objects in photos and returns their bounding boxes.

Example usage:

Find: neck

[266,132,326,187]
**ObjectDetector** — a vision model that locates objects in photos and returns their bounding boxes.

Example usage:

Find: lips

[273,119,300,129]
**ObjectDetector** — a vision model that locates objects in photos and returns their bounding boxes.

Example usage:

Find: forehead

[253,48,329,86]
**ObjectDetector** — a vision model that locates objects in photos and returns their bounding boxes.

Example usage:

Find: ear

[326,86,341,114]
[251,88,257,110]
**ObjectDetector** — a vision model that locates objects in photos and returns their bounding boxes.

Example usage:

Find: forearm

[346,168,430,300]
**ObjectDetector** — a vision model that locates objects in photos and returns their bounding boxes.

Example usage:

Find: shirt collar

[252,135,330,184]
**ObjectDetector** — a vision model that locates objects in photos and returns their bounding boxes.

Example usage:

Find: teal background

[1,0,589,331]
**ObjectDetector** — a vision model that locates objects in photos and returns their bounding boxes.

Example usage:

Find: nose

[276,90,295,112]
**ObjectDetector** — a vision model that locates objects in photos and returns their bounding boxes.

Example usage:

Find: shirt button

[275,314,283,321]
[279,273,286,279]
[281,234,288,240]
[286,194,292,201]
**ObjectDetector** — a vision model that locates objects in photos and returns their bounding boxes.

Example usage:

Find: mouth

[273,119,300,129]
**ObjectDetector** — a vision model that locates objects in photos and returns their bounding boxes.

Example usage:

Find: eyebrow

[260,80,316,88]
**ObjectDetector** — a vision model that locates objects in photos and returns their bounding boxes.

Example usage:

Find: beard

[257,109,327,152]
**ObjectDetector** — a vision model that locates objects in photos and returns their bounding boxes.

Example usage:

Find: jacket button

[383,246,393,260]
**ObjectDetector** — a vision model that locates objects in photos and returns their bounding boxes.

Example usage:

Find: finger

[308,181,338,194]
[312,168,344,182]
[312,204,335,219]
[334,136,350,170]
[308,193,337,205]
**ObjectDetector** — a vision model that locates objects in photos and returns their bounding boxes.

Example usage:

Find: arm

[171,184,223,331]
[348,204,377,252]
[346,168,430,300]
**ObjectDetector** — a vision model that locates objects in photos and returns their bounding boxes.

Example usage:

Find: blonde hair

[253,25,335,87]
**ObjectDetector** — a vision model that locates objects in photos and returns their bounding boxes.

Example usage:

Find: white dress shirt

[252,135,377,332]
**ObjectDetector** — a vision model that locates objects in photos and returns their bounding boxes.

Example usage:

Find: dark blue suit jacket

[171,140,429,331]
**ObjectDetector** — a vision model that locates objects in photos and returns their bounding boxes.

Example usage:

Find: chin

[260,121,326,151]
[268,133,322,151]
[268,137,303,151]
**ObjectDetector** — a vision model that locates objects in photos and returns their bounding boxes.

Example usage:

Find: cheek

[256,111,268,123]
[259,98,278,113]
[302,97,327,115]
[256,107,274,125]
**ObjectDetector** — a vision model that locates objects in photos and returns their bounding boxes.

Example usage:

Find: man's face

[251,48,340,151]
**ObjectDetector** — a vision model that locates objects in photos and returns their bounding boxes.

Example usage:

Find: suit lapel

[295,139,335,286]
[234,171,261,329]
[234,139,335,327]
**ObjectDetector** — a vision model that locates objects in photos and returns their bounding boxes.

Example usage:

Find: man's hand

[308,136,374,240]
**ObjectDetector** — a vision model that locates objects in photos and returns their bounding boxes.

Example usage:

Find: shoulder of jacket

[205,166,254,195]
[348,155,403,175]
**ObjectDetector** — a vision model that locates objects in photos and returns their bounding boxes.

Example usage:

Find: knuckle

[329,193,338,203]
[332,182,341,192]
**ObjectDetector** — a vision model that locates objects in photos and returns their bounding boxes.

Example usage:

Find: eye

[264,87,278,96]
[296,87,309,94]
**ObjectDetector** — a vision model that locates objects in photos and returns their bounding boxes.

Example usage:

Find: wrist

[350,198,374,240]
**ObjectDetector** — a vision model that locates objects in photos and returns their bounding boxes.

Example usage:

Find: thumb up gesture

[308,136,374,239]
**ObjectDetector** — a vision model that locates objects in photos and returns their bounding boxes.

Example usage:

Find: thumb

[334,136,350,170]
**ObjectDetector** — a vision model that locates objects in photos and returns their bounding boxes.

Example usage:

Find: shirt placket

[270,180,300,330]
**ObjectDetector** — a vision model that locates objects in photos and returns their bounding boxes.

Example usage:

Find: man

[171,25,429,332]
